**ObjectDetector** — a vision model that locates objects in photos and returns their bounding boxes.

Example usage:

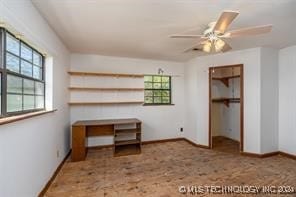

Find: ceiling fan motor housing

[203,22,223,38]
[203,22,215,35]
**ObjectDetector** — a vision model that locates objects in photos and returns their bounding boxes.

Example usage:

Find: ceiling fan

[169,11,272,53]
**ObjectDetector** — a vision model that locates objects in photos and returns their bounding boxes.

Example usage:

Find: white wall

[224,77,240,141]
[184,48,262,153]
[279,45,296,155]
[0,2,293,196]
[211,103,223,137]
[260,48,279,153]
[0,0,70,196]
[70,54,185,146]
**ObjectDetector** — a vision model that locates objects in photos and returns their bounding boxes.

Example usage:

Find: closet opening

[209,64,244,154]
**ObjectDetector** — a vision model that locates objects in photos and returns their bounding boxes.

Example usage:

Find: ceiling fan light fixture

[208,33,217,42]
[203,41,212,53]
[214,38,225,52]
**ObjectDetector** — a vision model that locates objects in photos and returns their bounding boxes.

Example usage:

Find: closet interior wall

[211,67,241,142]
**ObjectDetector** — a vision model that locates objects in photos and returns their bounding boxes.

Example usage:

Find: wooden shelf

[212,97,240,107]
[212,75,240,80]
[212,75,240,87]
[69,101,144,105]
[115,128,141,135]
[115,139,141,146]
[68,71,144,78]
[114,144,141,157]
[69,87,144,91]
[212,97,240,101]
[114,122,141,156]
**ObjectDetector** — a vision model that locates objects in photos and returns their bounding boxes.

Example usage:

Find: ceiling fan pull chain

[232,67,235,99]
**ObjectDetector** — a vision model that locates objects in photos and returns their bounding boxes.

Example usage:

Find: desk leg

[72,125,86,162]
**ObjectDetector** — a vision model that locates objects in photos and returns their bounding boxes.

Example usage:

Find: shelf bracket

[220,78,229,87]
[223,100,229,107]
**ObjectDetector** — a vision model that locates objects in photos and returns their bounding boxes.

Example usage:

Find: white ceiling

[32,0,296,62]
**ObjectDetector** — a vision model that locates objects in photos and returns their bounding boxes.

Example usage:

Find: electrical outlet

[180,127,183,132]
[56,150,60,158]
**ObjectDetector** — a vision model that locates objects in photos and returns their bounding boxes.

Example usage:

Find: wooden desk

[71,118,142,162]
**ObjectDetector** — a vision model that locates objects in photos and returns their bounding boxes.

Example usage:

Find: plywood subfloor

[45,140,296,197]
[212,136,240,154]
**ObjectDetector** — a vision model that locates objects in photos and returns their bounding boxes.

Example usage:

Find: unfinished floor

[45,140,296,197]
[212,136,240,155]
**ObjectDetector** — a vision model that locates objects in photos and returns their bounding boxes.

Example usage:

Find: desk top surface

[72,118,141,126]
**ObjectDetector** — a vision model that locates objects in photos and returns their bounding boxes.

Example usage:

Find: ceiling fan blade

[221,42,232,52]
[214,11,239,33]
[170,34,204,38]
[223,24,272,38]
[183,38,208,52]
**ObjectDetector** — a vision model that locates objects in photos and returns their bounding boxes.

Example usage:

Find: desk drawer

[87,125,114,136]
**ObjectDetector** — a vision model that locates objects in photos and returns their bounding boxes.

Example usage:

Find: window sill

[0,109,57,126]
[142,104,175,106]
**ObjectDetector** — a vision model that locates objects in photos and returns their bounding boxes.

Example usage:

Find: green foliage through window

[144,75,171,105]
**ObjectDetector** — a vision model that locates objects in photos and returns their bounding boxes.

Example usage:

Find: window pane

[33,66,42,80]
[144,82,152,89]
[161,90,170,97]
[162,76,170,82]
[144,97,153,103]
[36,96,44,108]
[35,82,44,95]
[21,43,33,62]
[6,53,20,73]
[7,94,22,112]
[162,83,170,89]
[153,90,161,97]
[7,75,22,93]
[24,79,34,94]
[33,51,42,66]
[24,95,35,110]
[153,83,161,89]
[162,97,170,103]
[153,76,161,82]
[154,97,161,103]
[21,60,33,77]
[144,75,152,82]
[4,32,45,114]
[144,75,171,105]
[6,34,20,56]
[144,90,153,97]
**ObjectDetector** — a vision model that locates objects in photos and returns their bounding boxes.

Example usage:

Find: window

[144,75,171,105]
[0,28,45,117]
